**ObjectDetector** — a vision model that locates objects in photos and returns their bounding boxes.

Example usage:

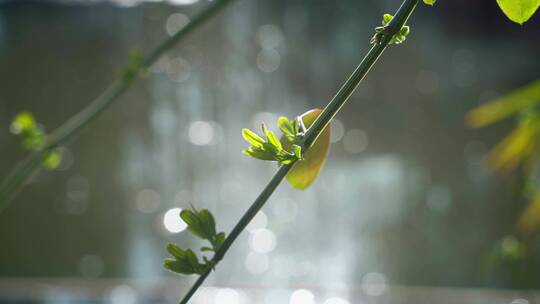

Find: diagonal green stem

[0,0,234,213]
[177,0,419,303]
[302,0,418,148]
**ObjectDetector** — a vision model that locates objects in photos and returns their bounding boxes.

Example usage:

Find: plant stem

[0,0,234,213]
[177,0,419,303]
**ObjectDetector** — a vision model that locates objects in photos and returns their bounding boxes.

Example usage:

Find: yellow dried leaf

[281,109,331,190]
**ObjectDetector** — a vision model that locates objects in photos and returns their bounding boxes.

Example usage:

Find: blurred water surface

[0,0,540,302]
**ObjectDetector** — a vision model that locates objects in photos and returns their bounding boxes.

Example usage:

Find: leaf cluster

[164,208,226,276]
[10,112,62,170]
[242,119,303,165]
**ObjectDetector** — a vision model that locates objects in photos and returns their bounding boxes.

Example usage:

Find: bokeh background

[0,0,539,303]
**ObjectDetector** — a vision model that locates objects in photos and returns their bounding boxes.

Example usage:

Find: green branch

[175,0,420,303]
[0,0,234,213]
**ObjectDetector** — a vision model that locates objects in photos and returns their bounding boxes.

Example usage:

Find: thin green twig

[177,0,419,303]
[0,0,234,213]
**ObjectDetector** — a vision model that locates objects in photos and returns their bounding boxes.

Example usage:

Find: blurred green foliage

[10,112,62,170]
[468,80,540,273]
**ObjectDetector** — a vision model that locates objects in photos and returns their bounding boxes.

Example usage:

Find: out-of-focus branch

[0,0,235,213]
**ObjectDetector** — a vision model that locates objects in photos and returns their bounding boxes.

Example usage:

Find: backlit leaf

[262,124,282,150]
[281,109,331,190]
[383,14,393,25]
[164,258,196,275]
[496,0,540,24]
[180,209,207,240]
[199,209,217,240]
[164,245,206,275]
[243,148,276,161]
[167,243,187,259]
[242,128,265,148]
[278,116,295,136]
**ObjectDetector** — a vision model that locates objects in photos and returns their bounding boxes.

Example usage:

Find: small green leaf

[278,116,295,136]
[243,148,276,161]
[423,0,436,6]
[185,249,201,269]
[199,209,217,240]
[262,124,282,150]
[180,209,207,240]
[164,246,207,275]
[180,208,219,242]
[496,0,540,24]
[292,145,302,160]
[164,258,196,275]
[165,244,206,275]
[214,232,226,251]
[167,243,187,259]
[200,246,214,252]
[180,209,199,228]
[242,128,265,148]
[383,13,393,25]
[164,257,205,275]
[262,141,280,156]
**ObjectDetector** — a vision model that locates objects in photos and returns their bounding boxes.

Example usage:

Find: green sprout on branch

[371,14,411,45]
[243,110,331,190]
[242,119,303,165]
[120,48,148,81]
[164,208,226,276]
[10,112,62,170]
